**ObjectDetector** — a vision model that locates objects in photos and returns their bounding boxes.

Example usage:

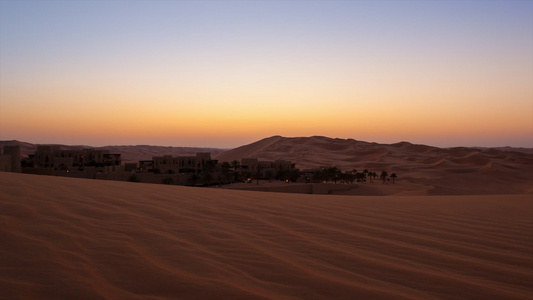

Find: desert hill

[2,137,532,195]
[1,172,532,299]
[215,136,533,195]
[0,140,226,163]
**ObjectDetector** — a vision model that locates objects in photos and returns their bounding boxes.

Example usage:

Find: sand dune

[215,136,533,195]
[3,137,532,195]
[1,172,532,299]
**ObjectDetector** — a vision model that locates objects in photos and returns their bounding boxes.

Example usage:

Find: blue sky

[1,0,532,147]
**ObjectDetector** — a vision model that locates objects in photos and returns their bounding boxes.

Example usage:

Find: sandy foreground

[1,172,532,299]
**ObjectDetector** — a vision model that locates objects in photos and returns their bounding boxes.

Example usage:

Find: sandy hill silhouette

[215,136,533,195]
[2,137,532,195]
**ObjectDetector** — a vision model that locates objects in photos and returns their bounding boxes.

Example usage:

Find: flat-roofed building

[0,145,21,172]
[150,152,215,174]
[31,146,121,169]
[241,158,296,177]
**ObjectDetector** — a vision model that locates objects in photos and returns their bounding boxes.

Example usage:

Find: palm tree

[355,172,365,183]
[231,160,240,172]
[339,172,348,184]
[312,169,323,183]
[380,171,388,184]
[367,171,375,183]
[346,172,356,184]
[231,160,241,182]
[390,173,397,183]
[327,167,342,183]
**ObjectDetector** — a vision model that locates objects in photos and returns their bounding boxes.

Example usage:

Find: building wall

[151,153,214,174]
[32,147,120,168]
[124,163,137,172]
[0,155,12,172]
[2,146,21,172]
[241,158,295,177]
[35,145,60,168]
[54,157,74,169]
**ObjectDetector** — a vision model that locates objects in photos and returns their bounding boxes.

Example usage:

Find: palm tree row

[187,161,398,186]
[310,167,397,184]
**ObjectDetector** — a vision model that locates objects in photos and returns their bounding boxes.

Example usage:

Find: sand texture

[215,136,533,195]
[1,172,532,299]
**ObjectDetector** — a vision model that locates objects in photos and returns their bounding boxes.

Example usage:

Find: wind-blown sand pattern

[1,172,532,299]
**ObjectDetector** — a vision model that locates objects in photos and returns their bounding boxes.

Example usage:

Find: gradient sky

[1,0,532,148]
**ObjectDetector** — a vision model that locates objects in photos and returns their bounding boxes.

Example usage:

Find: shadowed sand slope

[1,172,532,299]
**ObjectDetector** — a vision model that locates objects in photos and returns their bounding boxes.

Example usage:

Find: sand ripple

[1,173,532,299]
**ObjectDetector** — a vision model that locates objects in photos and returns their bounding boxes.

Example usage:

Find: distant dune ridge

[1,136,532,195]
[0,172,532,299]
[215,136,533,195]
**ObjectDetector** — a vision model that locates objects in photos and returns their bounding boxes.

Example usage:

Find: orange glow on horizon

[1,1,532,148]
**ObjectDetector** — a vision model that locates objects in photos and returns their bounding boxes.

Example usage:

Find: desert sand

[1,172,532,299]
[216,136,533,195]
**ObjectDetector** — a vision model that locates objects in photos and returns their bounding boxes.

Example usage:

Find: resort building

[29,146,122,169]
[141,152,216,174]
[0,145,21,172]
[240,158,295,177]
[6,145,299,185]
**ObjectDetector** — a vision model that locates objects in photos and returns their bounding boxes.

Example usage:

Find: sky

[1,0,532,148]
